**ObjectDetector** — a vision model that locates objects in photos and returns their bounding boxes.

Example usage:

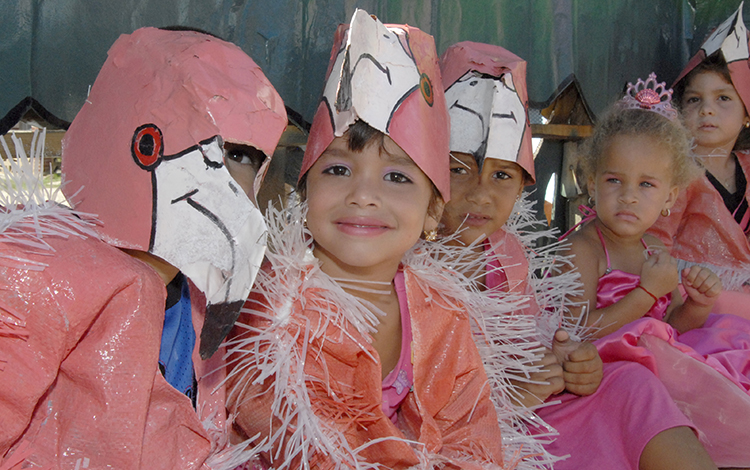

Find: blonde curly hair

[579,107,700,191]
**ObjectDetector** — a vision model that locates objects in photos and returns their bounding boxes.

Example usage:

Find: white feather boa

[223,201,559,470]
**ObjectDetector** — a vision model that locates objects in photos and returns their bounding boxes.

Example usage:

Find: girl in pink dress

[439,42,717,470]
[566,72,750,467]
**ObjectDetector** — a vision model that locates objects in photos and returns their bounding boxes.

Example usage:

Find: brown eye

[223,143,266,173]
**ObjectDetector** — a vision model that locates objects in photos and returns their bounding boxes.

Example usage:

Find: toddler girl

[567,73,750,467]
[649,4,750,291]
[439,42,717,470]
[224,11,543,470]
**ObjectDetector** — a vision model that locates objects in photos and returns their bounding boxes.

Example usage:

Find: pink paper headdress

[62,27,288,357]
[674,1,750,113]
[439,41,535,183]
[617,73,678,121]
[300,9,451,200]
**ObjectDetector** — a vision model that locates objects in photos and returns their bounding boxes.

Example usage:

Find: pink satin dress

[485,230,695,470]
[593,228,750,467]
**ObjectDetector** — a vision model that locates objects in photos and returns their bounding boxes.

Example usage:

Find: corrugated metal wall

[0,0,745,126]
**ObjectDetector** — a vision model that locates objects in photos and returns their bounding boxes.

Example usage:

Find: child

[225,11,543,470]
[568,72,750,467]
[0,28,287,469]
[649,4,750,291]
[439,42,717,470]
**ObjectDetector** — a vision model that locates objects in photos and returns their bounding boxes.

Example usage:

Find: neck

[693,143,734,160]
[313,245,400,297]
[594,219,645,248]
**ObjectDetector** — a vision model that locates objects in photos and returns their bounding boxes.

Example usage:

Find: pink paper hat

[300,9,451,200]
[62,27,288,251]
[674,1,750,114]
[61,27,288,357]
[440,41,535,184]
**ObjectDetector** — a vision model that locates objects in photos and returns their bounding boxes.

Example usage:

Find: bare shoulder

[566,224,602,264]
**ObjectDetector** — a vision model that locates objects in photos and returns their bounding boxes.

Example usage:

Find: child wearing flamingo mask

[567,73,750,467]
[439,42,718,470]
[224,11,547,470]
[0,27,287,469]
[649,3,750,292]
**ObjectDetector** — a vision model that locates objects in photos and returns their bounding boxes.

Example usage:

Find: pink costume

[648,4,750,292]
[648,150,750,290]
[1,27,286,470]
[225,14,551,469]
[483,224,695,470]
[0,211,222,470]
[592,228,750,467]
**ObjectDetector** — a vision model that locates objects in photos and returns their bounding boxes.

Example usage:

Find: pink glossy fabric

[380,270,414,423]
[647,150,750,275]
[485,229,695,469]
[0,229,227,470]
[596,269,671,320]
[229,264,506,469]
[595,278,750,466]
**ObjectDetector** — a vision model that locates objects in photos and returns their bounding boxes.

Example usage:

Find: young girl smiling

[224,12,543,470]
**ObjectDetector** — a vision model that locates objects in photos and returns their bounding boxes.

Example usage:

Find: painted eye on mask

[132,124,164,170]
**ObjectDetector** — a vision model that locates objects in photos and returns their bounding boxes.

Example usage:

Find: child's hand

[511,348,565,407]
[640,249,679,298]
[682,266,722,308]
[552,329,603,396]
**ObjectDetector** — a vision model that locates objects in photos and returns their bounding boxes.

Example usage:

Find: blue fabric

[159,274,196,401]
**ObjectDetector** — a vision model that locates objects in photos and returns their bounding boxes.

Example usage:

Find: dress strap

[595,225,612,273]
[640,238,651,255]
[559,204,598,240]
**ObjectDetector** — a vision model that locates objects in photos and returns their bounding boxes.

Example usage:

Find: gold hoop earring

[423,229,437,242]
[661,208,671,217]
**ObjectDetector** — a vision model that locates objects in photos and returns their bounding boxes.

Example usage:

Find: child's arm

[565,231,679,338]
[664,266,721,333]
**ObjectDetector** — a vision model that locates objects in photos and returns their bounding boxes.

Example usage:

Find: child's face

[440,152,525,246]
[681,71,748,153]
[588,134,679,239]
[306,134,438,279]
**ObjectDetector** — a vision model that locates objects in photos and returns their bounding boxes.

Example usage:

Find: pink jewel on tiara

[617,72,678,121]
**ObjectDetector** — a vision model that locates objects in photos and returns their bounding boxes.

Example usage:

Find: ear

[586,176,596,202]
[423,199,445,233]
[664,185,680,210]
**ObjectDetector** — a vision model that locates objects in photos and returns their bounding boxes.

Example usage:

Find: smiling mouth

[334,218,391,235]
